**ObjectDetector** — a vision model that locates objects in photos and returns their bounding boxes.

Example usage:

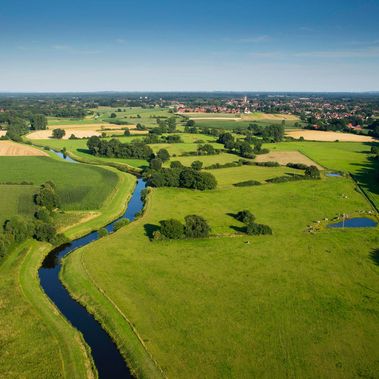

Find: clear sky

[1,0,379,92]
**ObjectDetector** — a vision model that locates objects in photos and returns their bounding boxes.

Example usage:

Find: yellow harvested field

[286,130,376,142]
[53,123,121,130]
[27,130,102,139]
[255,150,323,169]
[242,113,299,121]
[0,141,48,156]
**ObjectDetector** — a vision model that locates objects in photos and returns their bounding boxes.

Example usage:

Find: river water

[38,153,145,378]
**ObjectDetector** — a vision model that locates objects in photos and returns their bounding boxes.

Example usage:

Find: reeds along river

[39,152,146,378]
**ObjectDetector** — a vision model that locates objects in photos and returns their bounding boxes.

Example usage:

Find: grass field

[0,185,37,227]
[62,174,379,378]
[0,157,119,210]
[267,141,379,209]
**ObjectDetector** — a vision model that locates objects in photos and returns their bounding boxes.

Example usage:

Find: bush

[113,218,129,232]
[254,161,280,167]
[150,158,163,170]
[159,219,184,239]
[246,222,272,235]
[305,165,320,179]
[184,215,210,238]
[98,228,109,238]
[170,161,184,169]
[34,208,51,222]
[52,128,65,139]
[233,180,261,187]
[191,160,203,171]
[157,148,170,162]
[235,210,255,224]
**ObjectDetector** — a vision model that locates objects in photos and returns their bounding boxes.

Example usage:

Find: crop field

[0,185,37,228]
[0,157,119,210]
[62,172,379,378]
[0,141,48,156]
[286,129,376,142]
[254,150,323,169]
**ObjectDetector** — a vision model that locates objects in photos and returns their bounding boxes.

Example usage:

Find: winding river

[39,153,145,378]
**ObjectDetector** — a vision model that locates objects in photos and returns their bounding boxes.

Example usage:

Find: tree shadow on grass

[77,148,92,155]
[144,223,160,240]
[369,249,379,266]
[230,225,247,233]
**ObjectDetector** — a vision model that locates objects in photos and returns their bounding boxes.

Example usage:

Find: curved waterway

[39,153,146,378]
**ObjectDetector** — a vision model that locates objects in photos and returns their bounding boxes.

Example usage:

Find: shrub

[113,218,129,232]
[170,161,184,169]
[254,161,280,167]
[157,148,170,162]
[233,180,261,187]
[305,165,320,179]
[246,222,272,235]
[52,128,65,139]
[159,219,184,239]
[98,228,109,238]
[235,210,255,224]
[34,208,51,222]
[184,215,210,238]
[191,160,203,171]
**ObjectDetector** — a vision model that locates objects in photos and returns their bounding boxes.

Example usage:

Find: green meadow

[62,172,379,378]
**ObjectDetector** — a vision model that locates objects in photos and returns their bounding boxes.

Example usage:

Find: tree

[157,148,170,162]
[34,182,60,211]
[35,208,51,222]
[186,119,195,127]
[170,161,184,169]
[246,222,272,235]
[124,128,131,136]
[110,112,117,118]
[33,221,57,242]
[150,157,163,170]
[30,114,47,130]
[191,160,203,171]
[4,216,34,242]
[159,219,184,239]
[305,165,320,179]
[52,128,65,139]
[98,228,108,238]
[184,215,210,238]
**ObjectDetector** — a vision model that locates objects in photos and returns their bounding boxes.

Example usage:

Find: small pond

[326,172,342,177]
[50,149,78,163]
[328,217,377,228]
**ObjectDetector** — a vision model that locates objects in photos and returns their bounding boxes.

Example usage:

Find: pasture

[62,173,379,378]
[0,157,119,210]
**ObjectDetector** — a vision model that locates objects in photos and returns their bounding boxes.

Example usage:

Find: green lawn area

[208,165,300,188]
[0,185,38,228]
[62,172,379,378]
[0,157,119,210]
[267,141,379,209]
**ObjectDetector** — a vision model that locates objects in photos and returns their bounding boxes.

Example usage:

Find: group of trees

[217,133,255,158]
[154,215,210,240]
[247,124,285,142]
[0,182,66,259]
[87,136,154,159]
[146,167,217,190]
[143,134,183,144]
[234,210,272,236]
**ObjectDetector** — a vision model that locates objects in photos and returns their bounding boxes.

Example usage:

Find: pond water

[326,172,342,177]
[328,217,377,228]
[39,149,145,378]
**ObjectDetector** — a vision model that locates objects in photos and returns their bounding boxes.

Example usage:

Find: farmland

[0,156,119,210]
[62,170,379,378]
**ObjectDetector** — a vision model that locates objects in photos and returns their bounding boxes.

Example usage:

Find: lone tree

[305,165,320,179]
[52,128,65,139]
[235,210,255,224]
[184,215,210,238]
[159,219,184,239]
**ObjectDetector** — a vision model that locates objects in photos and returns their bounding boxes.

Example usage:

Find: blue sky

[1,0,379,92]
